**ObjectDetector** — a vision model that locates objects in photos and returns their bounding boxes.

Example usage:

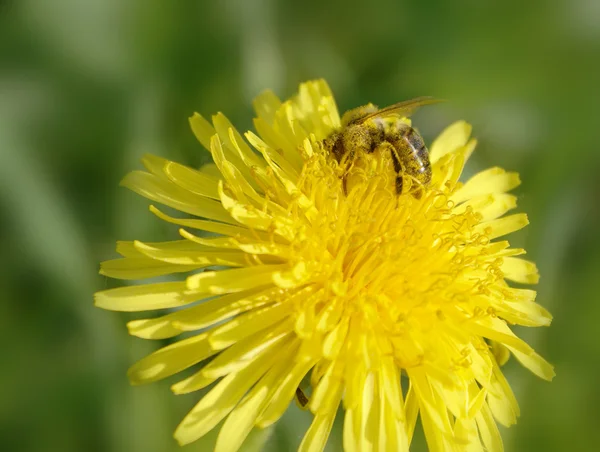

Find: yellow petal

[299,79,340,132]
[453,417,480,450]
[452,167,521,204]
[199,162,222,179]
[299,406,340,452]
[431,148,466,189]
[173,287,281,331]
[174,346,280,446]
[133,239,250,267]
[465,315,535,356]
[201,320,293,378]
[214,342,295,452]
[308,360,344,415]
[343,409,359,452]
[100,257,200,280]
[127,332,215,385]
[186,264,288,293]
[359,372,378,452]
[208,301,291,350]
[404,382,419,445]
[127,316,183,340]
[407,369,454,441]
[430,120,472,164]
[253,89,282,124]
[213,112,264,169]
[141,154,170,178]
[492,298,552,327]
[379,394,410,452]
[218,181,280,233]
[208,127,262,193]
[454,193,517,222]
[94,282,200,312]
[474,213,529,240]
[253,117,292,161]
[246,131,300,181]
[255,354,319,428]
[149,205,278,244]
[115,239,192,258]
[189,112,216,151]
[475,403,503,451]
[490,341,511,366]
[467,386,488,419]
[272,261,314,289]
[505,346,555,381]
[163,160,220,199]
[487,366,519,426]
[171,370,217,395]
[379,356,404,418]
[501,257,540,284]
[121,170,234,223]
[322,316,349,359]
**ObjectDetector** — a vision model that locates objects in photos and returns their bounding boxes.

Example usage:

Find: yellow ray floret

[96,79,553,452]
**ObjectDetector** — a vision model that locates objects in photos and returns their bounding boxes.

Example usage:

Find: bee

[323,97,442,196]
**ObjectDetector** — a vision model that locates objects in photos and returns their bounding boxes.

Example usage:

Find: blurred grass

[1,0,599,450]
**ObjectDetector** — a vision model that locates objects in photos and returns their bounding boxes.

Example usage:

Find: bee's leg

[403,174,425,199]
[411,183,424,199]
[378,140,402,173]
[377,139,406,196]
[295,387,309,409]
[396,175,404,195]
[384,141,425,199]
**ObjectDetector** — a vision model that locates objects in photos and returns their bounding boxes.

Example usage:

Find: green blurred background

[1,0,599,451]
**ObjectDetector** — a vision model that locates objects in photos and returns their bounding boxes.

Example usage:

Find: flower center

[291,146,499,341]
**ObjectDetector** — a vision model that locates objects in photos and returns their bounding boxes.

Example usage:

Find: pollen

[96,79,553,452]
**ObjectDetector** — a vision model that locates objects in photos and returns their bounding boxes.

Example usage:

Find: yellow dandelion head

[96,80,553,451]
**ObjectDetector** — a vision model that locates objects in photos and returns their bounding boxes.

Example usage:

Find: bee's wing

[358,97,444,123]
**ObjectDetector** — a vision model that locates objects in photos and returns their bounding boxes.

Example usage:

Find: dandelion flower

[96,80,554,451]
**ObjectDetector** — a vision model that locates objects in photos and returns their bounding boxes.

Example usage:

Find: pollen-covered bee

[323,97,442,196]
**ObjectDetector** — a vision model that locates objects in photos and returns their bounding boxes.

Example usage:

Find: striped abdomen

[387,125,431,195]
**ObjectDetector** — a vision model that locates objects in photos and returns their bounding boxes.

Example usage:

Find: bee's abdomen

[409,131,432,182]
[391,128,431,178]
[384,126,432,196]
